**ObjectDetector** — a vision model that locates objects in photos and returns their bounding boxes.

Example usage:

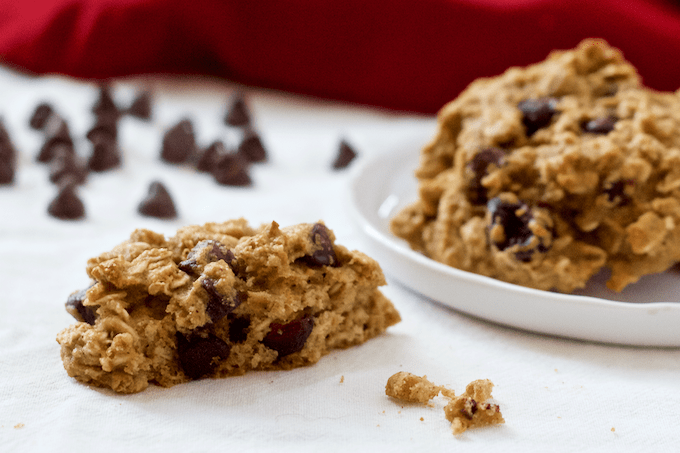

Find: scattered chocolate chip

[47,181,85,220]
[0,121,16,185]
[65,286,97,325]
[178,240,235,275]
[196,140,225,173]
[582,116,617,134]
[176,333,230,380]
[237,129,267,163]
[49,149,87,185]
[228,316,250,343]
[262,315,314,358]
[37,119,73,163]
[467,147,505,204]
[29,103,54,130]
[161,119,196,164]
[212,152,252,186]
[137,181,178,219]
[332,139,357,169]
[86,115,118,142]
[92,84,119,117]
[518,97,558,136]
[201,278,244,323]
[224,92,250,127]
[127,91,152,120]
[88,136,121,172]
[296,223,340,267]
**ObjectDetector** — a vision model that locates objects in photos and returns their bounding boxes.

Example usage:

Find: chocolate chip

[86,115,118,142]
[604,179,631,205]
[224,92,250,127]
[212,152,252,186]
[518,98,558,136]
[137,181,178,219]
[0,122,16,185]
[37,119,73,163]
[176,333,230,379]
[49,149,87,185]
[582,116,617,134]
[65,286,96,325]
[178,240,235,275]
[127,91,152,120]
[161,119,196,164]
[201,278,244,323]
[296,223,339,267]
[467,147,505,204]
[196,141,225,173]
[47,181,85,220]
[487,197,544,262]
[237,129,267,163]
[228,316,250,343]
[29,103,54,130]
[332,139,357,169]
[262,315,314,358]
[88,136,121,172]
[92,84,119,117]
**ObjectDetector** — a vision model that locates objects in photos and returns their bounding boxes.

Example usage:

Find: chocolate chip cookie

[57,219,400,393]
[391,39,680,292]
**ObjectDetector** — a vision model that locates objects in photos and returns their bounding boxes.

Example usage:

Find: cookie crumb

[14,423,24,429]
[611,427,615,432]
[385,372,504,436]
[420,417,424,421]
[339,375,344,384]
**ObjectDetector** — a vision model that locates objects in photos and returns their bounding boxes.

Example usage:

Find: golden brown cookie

[391,39,680,292]
[57,219,400,393]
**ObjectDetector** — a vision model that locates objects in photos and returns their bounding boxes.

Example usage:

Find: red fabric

[1,0,680,113]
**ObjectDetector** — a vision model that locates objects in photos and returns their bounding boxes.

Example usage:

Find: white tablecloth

[1,67,678,452]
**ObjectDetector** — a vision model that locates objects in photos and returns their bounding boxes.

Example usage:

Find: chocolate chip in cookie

[176,333,231,379]
[296,223,340,267]
[467,147,506,204]
[65,286,97,325]
[582,116,617,134]
[137,181,178,219]
[201,278,244,323]
[518,97,558,136]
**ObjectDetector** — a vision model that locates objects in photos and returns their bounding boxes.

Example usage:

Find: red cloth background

[1,0,680,113]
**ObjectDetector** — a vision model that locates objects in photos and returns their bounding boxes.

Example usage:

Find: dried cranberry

[176,333,230,379]
[296,223,340,267]
[201,278,244,322]
[582,116,617,134]
[461,398,478,420]
[467,147,505,204]
[263,315,314,357]
[518,98,558,136]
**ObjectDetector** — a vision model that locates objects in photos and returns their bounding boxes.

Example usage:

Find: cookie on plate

[391,39,680,292]
[57,219,400,393]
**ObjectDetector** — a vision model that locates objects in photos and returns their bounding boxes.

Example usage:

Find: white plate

[348,133,680,347]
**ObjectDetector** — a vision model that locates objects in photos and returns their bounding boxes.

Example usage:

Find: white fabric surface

[1,67,679,452]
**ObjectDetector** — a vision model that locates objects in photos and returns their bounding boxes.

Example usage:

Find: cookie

[57,220,400,393]
[391,39,680,292]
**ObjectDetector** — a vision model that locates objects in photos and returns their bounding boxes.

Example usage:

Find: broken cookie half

[57,219,400,393]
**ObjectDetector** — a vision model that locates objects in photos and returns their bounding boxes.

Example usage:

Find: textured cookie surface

[57,219,400,393]
[391,39,680,292]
